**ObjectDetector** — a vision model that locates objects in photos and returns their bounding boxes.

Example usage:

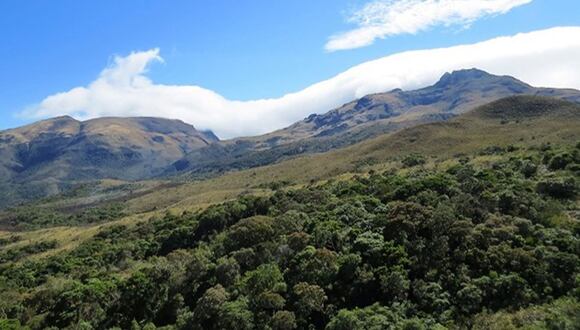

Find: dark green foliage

[0,319,23,330]
[0,235,21,247]
[292,282,326,315]
[43,278,118,328]
[271,310,297,330]
[537,177,577,199]
[548,152,575,170]
[0,144,578,329]
[217,298,254,330]
[226,216,275,251]
[326,303,427,330]
[193,285,229,327]
[0,203,125,230]
[471,297,580,329]
[0,240,58,263]
[480,145,506,155]
[520,160,537,178]
[402,153,426,167]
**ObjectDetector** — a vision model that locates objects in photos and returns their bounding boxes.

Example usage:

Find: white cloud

[326,0,532,51]
[23,27,580,139]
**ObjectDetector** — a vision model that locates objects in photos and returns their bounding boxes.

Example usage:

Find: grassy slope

[123,96,580,212]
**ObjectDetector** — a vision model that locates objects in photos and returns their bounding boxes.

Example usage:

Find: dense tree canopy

[0,143,578,329]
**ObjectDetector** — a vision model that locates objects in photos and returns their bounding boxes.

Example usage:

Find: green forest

[0,142,578,329]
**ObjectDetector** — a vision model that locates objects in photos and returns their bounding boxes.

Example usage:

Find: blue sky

[1,0,580,136]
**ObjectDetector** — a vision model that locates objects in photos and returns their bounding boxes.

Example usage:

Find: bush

[2,142,579,329]
[537,177,577,199]
[547,152,576,170]
[402,154,426,167]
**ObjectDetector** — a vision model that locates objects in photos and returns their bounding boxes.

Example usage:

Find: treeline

[0,143,578,329]
[0,203,125,230]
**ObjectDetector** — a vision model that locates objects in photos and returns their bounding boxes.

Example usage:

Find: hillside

[0,96,578,329]
[2,95,575,221]
[168,69,580,176]
[2,70,579,210]
[0,116,218,208]
[113,95,580,217]
[2,95,577,229]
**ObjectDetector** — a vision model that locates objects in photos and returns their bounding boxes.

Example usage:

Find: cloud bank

[24,27,580,139]
[326,0,532,51]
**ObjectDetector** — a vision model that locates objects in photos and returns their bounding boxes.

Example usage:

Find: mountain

[19,95,575,220]
[167,69,580,176]
[2,69,580,208]
[0,116,218,207]
[139,95,579,215]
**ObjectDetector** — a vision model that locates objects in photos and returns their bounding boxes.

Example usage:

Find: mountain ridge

[166,69,580,176]
[2,69,580,208]
[6,95,577,221]
[0,117,219,207]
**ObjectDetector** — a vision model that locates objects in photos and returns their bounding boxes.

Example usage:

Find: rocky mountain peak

[434,68,494,87]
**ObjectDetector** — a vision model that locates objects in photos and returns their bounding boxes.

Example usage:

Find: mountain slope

[0,116,218,207]
[2,95,576,231]
[2,70,579,209]
[110,95,580,216]
[168,69,580,176]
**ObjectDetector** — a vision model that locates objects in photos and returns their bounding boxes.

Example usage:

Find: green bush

[401,153,426,167]
[537,177,577,199]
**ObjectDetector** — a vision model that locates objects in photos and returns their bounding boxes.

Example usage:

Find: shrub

[537,177,577,199]
[402,154,426,168]
[548,152,574,170]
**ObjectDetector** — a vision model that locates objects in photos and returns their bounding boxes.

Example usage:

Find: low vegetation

[0,142,577,329]
[0,203,125,231]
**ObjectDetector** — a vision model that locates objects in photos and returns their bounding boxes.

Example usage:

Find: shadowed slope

[0,117,218,207]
